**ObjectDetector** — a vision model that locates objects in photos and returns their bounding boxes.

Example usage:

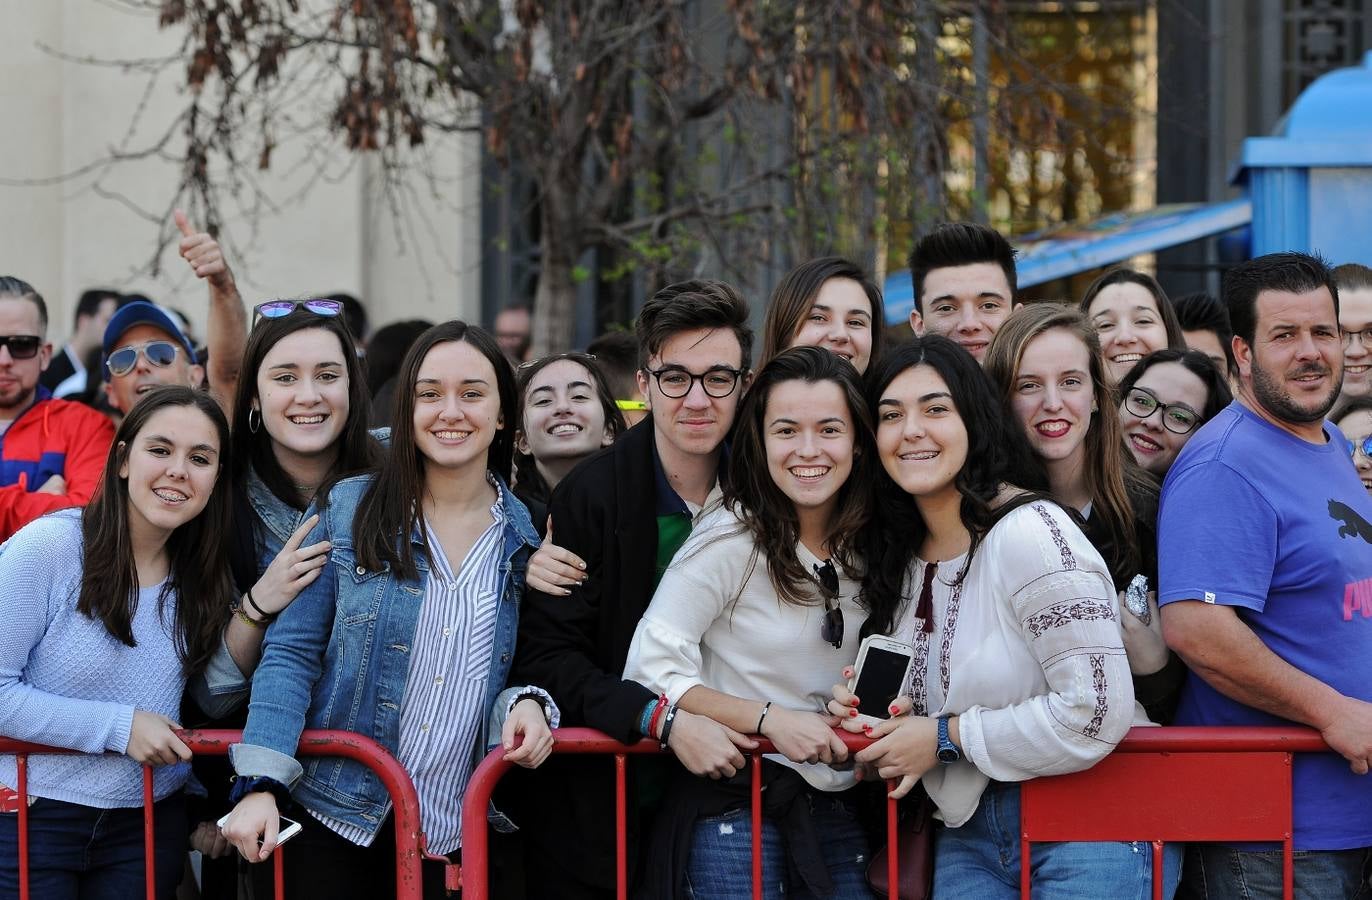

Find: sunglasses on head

[253,299,343,325]
[814,559,843,650]
[106,341,181,377]
[1347,435,1372,460]
[0,335,42,360]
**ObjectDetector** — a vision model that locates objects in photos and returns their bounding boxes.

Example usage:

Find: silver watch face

[937,747,959,763]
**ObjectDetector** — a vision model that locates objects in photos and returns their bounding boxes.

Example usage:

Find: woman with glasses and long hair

[0,386,239,900]
[181,298,384,893]
[828,337,1175,899]
[623,346,875,898]
[1335,397,1372,496]
[758,256,885,375]
[1116,349,1232,478]
[983,304,1182,723]
[220,321,556,899]
[513,352,626,535]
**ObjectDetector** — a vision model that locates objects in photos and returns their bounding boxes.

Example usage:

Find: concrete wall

[0,0,481,346]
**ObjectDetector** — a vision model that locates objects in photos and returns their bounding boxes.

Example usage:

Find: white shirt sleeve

[958,503,1136,780]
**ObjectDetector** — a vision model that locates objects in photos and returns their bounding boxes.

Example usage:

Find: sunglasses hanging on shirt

[814,559,844,650]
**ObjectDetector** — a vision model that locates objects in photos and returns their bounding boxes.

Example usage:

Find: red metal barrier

[459,727,903,900]
[460,725,1330,900]
[1019,726,1325,900]
[0,729,426,900]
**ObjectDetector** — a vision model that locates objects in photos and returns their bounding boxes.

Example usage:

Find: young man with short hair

[908,221,1019,363]
[1160,252,1372,897]
[511,280,758,898]
[0,277,115,541]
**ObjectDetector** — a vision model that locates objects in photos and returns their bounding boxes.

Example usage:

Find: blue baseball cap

[102,301,198,381]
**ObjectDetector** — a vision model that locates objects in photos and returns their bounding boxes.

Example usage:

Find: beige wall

[0,0,481,346]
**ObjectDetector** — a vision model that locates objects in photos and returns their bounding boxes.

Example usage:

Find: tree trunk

[530,179,580,358]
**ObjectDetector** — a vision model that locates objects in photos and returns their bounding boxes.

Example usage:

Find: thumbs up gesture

[174,208,233,290]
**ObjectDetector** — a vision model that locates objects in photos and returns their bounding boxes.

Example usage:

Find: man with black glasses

[0,277,115,541]
[510,280,760,899]
[102,210,247,418]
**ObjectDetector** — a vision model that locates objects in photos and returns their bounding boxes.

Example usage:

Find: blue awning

[882,198,1253,325]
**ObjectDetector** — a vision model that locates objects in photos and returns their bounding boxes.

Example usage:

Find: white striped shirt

[312,487,506,854]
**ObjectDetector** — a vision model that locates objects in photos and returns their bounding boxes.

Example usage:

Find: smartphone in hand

[848,634,914,727]
[217,811,303,847]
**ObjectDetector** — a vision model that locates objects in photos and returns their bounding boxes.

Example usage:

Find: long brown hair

[758,257,885,372]
[1079,267,1187,352]
[350,321,517,579]
[984,303,1154,580]
[722,346,874,605]
[78,386,234,675]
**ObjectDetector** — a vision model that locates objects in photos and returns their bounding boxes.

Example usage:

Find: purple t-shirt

[1159,401,1372,850]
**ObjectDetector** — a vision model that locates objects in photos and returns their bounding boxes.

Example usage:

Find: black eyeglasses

[0,335,43,360]
[646,366,743,399]
[253,299,343,325]
[814,560,843,650]
[1123,386,1200,435]
[106,341,181,377]
[1347,435,1372,460]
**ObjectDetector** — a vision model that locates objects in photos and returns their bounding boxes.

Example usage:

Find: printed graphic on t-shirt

[1330,499,1372,545]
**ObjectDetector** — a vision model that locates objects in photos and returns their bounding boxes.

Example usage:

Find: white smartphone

[217,811,303,847]
[847,634,914,727]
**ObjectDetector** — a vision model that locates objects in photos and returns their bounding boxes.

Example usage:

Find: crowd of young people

[2,223,1371,900]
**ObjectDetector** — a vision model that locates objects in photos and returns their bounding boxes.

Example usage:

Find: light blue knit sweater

[0,509,190,807]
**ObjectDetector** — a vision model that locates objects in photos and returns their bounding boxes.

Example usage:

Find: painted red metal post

[16,755,28,900]
[616,753,628,900]
[143,768,156,900]
[886,781,899,900]
[750,752,763,900]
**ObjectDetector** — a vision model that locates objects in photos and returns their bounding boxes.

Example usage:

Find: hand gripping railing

[461,725,1330,900]
[0,729,426,900]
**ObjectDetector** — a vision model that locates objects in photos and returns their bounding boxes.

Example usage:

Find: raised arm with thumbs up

[174,208,247,417]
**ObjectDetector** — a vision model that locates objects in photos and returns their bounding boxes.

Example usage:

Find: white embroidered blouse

[895,501,1144,827]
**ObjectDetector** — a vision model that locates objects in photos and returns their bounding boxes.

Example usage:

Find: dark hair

[1079,268,1187,352]
[1224,252,1339,347]
[0,276,49,335]
[1336,396,1372,428]
[494,304,532,359]
[513,352,627,502]
[758,257,885,371]
[351,321,516,579]
[75,289,121,328]
[984,303,1155,582]
[1172,291,1236,377]
[585,330,641,401]
[862,336,1046,635]
[231,309,379,510]
[636,280,753,371]
[722,347,874,606]
[1334,263,1372,294]
[78,386,233,674]
[1117,348,1233,426]
[325,292,368,342]
[365,318,434,398]
[907,223,1017,314]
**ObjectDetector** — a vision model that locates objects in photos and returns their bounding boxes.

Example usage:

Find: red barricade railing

[0,729,426,900]
[460,725,1330,900]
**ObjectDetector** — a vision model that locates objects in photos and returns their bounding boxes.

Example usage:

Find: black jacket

[508,417,665,891]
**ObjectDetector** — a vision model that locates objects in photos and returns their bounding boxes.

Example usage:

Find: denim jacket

[229,471,542,839]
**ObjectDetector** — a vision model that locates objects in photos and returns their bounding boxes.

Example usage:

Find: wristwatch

[936,716,961,764]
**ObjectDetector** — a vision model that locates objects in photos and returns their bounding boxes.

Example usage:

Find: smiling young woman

[1079,268,1186,387]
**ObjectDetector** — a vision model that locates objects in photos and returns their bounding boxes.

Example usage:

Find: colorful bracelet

[647,695,670,739]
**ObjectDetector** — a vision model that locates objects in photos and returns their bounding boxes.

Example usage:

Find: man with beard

[1159,252,1372,898]
[0,277,115,541]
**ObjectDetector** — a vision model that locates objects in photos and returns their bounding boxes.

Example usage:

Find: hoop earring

[248,408,261,433]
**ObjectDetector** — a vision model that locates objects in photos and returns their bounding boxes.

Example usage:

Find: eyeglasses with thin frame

[645,365,743,399]
[1346,435,1372,461]
[253,299,343,326]
[814,560,843,650]
[1123,386,1200,435]
[106,340,181,377]
[1342,326,1372,348]
[0,335,43,361]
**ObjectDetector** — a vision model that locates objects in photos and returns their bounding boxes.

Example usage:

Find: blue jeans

[1179,843,1372,900]
[933,782,1182,900]
[0,792,187,900]
[685,791,874,899]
